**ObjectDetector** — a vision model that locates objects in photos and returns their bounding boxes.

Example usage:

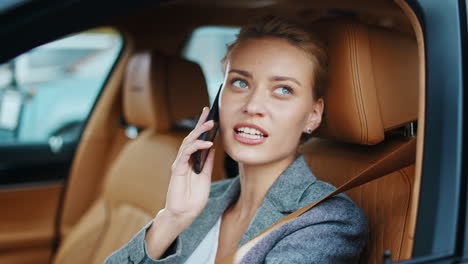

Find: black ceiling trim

[0,0,169,63]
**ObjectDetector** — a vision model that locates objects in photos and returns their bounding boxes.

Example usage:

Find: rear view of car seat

[303,20,419,263]
[53,52,226,264]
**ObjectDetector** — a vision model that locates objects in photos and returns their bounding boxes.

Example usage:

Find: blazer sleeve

[104,220,183,264]
[243,196,368,264]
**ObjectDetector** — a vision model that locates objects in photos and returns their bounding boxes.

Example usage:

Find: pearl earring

[306,127,313,134]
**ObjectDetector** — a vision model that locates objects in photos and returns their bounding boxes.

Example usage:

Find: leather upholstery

[302,20,419,262]
[59,42,135,241]
[123,52,209,131]
[302,137,416,262]
[315,20,419,145]
[54,52,225,264]
[0,185,62,264]
[55,20,419,264]
[123,52,166,130]
[166,57,211,125]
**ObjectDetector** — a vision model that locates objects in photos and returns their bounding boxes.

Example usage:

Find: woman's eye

[274,87,292,96]
[233,79,248,89]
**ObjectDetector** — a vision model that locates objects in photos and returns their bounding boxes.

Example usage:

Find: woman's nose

[242,87,266,117]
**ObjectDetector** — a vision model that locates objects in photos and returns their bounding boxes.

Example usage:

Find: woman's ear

[304,98,324,133]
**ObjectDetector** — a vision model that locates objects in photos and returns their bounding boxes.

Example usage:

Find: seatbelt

[217,137,417,263]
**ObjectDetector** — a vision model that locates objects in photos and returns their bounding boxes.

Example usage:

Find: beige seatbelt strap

[217,137,416,263]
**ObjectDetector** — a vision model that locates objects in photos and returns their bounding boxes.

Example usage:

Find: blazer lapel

[238,197,285,246]
[178,177,241,260]
[177,154,318,255]
[238,155,317,246]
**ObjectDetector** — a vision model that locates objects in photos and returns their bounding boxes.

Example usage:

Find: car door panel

[0,142,77,185]
[0,142,75,263]
[0,25,123,263]
[0,184,62,264]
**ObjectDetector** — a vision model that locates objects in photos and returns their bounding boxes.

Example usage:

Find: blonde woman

[106,16,367,264]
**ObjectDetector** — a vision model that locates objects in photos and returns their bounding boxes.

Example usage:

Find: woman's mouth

[233,123,268,145]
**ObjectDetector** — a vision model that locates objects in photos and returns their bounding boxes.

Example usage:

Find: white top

[184,217,222,264]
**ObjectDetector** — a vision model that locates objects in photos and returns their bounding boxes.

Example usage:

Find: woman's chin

[227,148,273,166]
[222,134,291,166]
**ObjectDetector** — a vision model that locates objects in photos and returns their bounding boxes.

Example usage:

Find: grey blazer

[105,155,368,264]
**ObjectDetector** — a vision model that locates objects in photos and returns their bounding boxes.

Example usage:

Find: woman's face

[219,37,324,165]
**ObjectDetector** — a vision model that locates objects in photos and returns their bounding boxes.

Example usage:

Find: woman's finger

[184,119,215,145]
[173,121,214,172]
[181,140,213,160]
[200,148,216,177]
[195,106,209,128]
[172,140,213,171]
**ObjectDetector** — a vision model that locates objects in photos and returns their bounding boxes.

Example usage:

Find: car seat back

[53,51,226,264]
[303,20,419,263]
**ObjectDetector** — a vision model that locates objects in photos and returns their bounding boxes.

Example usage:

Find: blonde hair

[221,15,328,100]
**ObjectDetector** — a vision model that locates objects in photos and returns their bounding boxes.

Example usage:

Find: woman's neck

[231,153,297,220]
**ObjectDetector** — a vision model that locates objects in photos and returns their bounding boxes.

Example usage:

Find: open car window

[0,27,123,144]
[182,26,240,102]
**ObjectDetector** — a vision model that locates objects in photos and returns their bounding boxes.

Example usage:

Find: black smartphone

[190,84,222,174]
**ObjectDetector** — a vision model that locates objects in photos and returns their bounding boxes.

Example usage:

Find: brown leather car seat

[53,52,226,264]
[302,20,419,263]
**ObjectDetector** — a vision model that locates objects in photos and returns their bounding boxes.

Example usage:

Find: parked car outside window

[0,28,123,144]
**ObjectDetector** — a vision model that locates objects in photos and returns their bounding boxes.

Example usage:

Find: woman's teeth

[238,132,262,139]
[236,127,265,138]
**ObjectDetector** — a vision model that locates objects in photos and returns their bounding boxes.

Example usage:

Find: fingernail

[205,141,213,146]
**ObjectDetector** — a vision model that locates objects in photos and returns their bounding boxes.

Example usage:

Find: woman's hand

[164,106,216,224]
[145,107,216,259]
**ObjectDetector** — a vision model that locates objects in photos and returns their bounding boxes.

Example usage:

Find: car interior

[0,0,426,263]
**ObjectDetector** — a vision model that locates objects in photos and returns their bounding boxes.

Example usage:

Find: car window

[0,28,123,144]
[182,26,240,103]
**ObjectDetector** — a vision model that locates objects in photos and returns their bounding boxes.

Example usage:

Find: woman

[106,16,367,263]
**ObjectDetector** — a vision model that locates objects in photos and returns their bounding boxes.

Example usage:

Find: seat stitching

[375,179,382,264]
[348,26,364,143]
[348,27,362,143]
[352,25,369,144]
[388,173,396,257]
[396,168,412,260]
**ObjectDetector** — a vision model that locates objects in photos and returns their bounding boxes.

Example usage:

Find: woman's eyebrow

[228,69,252,78]
[228,70,301,86]
[270,76,302,86]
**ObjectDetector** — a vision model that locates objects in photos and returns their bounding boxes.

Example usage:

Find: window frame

[0,27,126,187]
[396,0,466,262]
[2,28,124,143]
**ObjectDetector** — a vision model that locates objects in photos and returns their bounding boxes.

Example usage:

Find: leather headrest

[316,20,419,145]
[123,51,209,131]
